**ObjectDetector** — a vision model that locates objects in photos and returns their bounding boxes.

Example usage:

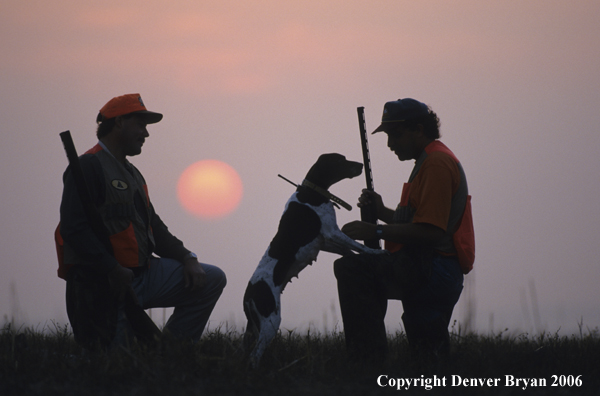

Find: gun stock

[357,108,381,249]
[59,131,161,344]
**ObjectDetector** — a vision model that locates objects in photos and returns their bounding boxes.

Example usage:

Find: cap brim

[371,120,407,134]
[371,123,386,134]
[134,110,163,124]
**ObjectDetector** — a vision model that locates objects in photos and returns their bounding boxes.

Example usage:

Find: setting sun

[177,160,243,220]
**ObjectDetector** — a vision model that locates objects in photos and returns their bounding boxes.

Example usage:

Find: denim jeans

[334,249,463,361]
[401,254,464,355]
[112,258,227,346]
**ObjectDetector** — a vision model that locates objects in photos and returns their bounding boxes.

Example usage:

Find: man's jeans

[334,248,463,362]
[113,258,227,346]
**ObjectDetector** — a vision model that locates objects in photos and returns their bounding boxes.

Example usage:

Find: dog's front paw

[362,247,390,255]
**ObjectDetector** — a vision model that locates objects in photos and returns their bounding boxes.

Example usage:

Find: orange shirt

[408,151,461,231]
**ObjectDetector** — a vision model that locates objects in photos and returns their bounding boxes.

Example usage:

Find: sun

[177,160,243,220]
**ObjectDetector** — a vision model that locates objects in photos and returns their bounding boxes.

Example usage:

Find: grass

[1,321,599,395]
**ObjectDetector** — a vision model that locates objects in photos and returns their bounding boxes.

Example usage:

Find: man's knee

[206,264,227,291]
[333,256,348,279]
[333,254,365,281]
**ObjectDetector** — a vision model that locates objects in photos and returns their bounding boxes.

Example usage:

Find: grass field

[1,321,599,395]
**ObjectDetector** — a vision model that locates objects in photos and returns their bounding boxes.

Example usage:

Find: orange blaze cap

[97,93,163,124]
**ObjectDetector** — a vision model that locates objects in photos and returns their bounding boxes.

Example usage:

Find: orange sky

[1,0,599,336]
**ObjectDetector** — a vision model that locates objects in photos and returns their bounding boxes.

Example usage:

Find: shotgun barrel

[356,108,381,249]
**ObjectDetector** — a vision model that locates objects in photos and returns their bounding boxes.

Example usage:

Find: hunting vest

[386,140,475,274]
[56,144,155,279]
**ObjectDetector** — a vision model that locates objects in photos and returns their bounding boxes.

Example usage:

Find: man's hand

[341,220,377,241]
[357,189,396,224]
[107,264,138,304]
[358,189,384,212]
[183,257,207,290]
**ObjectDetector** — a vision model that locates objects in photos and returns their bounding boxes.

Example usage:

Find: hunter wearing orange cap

[96,93,163,124]
[57,94,227,349]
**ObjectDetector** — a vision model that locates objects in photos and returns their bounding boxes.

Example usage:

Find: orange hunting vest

[55,144,155,279]
[385,141,475,274]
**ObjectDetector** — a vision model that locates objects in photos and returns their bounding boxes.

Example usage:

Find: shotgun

[357,107,381,249]
[59,130,161,345]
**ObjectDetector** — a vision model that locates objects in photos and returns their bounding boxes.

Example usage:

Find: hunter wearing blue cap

[335,98,475,365]
[372,98,431,132]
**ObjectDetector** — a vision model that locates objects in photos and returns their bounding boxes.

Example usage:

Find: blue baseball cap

[372,98,429,133]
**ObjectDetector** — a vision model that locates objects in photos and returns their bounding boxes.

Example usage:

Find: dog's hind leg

[248,313,281,368]
[242,300,260,355]
[243,280,281,367]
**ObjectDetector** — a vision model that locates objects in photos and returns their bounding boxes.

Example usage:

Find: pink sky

[1,0,599,335]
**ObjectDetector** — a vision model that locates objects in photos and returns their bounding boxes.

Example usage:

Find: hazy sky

[2,0,599,336]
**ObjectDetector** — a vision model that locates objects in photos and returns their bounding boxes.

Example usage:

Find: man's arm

[341,220,445,246]
[345,153,457,247]
[346,156,455,246]
[149,207,190,261]
[149,206,207,289]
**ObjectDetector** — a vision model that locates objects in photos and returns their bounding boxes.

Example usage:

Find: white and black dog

[242,153,385,367]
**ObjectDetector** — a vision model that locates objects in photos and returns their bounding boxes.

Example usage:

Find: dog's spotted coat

[243,153,384,367]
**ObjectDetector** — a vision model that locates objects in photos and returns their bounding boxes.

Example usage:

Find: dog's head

[305,153,363,189]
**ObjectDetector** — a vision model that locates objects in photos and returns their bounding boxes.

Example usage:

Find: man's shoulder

[420,150,461,183]
[84,143,103,155]
[424,150,458,168]
[73,152,104,182]
[425,140,458,161]
[79,151,102,167]
[79,144,106,167]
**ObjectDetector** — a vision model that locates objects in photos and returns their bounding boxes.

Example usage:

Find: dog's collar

[278,174,353,211]
[301,179,353,211]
